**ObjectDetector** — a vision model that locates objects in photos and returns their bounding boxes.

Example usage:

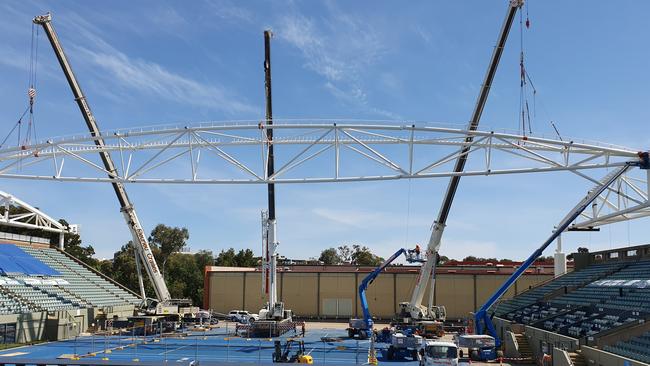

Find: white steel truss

[572,169,650,229]
[0,121,640,182]
[0,120,647,228]
[0,190,67,234]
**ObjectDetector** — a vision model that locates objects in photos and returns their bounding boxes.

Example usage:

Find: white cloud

[207,0,255,24]
[61,11,258,116]
[276,9,400,119]
[77,48,257,115]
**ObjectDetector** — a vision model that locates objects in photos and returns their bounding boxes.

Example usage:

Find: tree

[234,249,257,267]
[577,247,589,253]
[60,219,98,268]
[463,256,478,262]
[351,245,384,266]
[149,224,189,265]
[319,248,341,265]
[215,248,258,267]
[337,245,353,264]
[106,241,156,298]
[215,248,237,266]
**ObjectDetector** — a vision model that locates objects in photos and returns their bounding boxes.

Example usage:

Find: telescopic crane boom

[400,0,524,321]
[33,13,171,302]
[476,160,643,346]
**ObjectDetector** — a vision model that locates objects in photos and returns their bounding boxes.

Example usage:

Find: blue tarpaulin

[0,244,59,276]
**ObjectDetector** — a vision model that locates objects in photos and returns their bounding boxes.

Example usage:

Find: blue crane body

[475,160,642,349]
[349,247,421,339]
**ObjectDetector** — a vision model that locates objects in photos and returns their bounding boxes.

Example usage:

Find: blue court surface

[0,324,424,365]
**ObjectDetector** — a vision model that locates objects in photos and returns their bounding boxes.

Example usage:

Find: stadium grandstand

[493,244,650,366]
[0,233,139,344]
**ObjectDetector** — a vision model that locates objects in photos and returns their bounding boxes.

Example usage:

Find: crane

[32,13,176,310]
[475,158,647,347]
[348,248,421,339]
[399,0,524,322]
[258,30,291,322]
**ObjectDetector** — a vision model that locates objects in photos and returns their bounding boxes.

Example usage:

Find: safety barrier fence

[14,324,372,365]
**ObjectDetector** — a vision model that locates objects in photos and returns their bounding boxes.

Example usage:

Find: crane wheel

[387,346,395,360]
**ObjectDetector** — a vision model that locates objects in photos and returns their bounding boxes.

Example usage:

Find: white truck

[419,340,459,366]
[228,310,259,323]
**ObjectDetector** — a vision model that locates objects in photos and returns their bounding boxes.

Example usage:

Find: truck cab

[419,340,459,366]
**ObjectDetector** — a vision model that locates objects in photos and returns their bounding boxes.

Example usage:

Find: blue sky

[0,1,649,261]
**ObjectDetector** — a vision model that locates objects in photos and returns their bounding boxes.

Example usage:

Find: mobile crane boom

[359,248,410,330]
[402,0,524,321]
[33,13,171,302]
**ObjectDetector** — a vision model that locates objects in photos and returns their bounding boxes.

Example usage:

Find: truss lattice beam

[0,122,640,185]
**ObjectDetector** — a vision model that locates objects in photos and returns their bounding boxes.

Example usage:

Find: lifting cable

[515,3,565,142]
[518,1,535,137]
[404,178,413,248]
[1,23,40,153]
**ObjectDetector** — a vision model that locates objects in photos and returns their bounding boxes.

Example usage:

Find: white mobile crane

[258,30,291,322]
[33,13,189,315]
[398,0,524,323]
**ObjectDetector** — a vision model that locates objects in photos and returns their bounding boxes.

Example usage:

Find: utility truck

[419,340,459,366]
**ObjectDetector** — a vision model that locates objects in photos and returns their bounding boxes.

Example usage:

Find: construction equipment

[258,29,292,324]
[419,321,445,339]
[456,334,500,362]
[419,340,459,366]
[399,0,524,323]
[32,13,188,315]
[272,339,313,364]
[475,160,644,349]
[348,247,422,339]
[387,331,423,361]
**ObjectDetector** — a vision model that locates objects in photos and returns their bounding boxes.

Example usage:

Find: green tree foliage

[58,220,98,268]
[337,245,353,263]
[148,224,189,265]
[235,249,257,267]
[106,241,156,298]
[162,250,214,305]
[214,248,258,267]
[351,245,384,266]
[319,248,341,265]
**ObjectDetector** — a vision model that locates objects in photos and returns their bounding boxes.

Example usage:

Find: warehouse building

[204,261,559,320]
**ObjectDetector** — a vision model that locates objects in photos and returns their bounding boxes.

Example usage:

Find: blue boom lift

[348,247,422,339]
[474,158,647,351]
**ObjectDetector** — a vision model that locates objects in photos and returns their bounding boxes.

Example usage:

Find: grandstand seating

[0,244,140,314]
[494,262,623,317]
[604,331,650,364]
[497,259,650,362]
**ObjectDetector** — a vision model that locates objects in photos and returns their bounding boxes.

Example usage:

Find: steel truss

[0,190,70,249]
[0,121,647,228]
